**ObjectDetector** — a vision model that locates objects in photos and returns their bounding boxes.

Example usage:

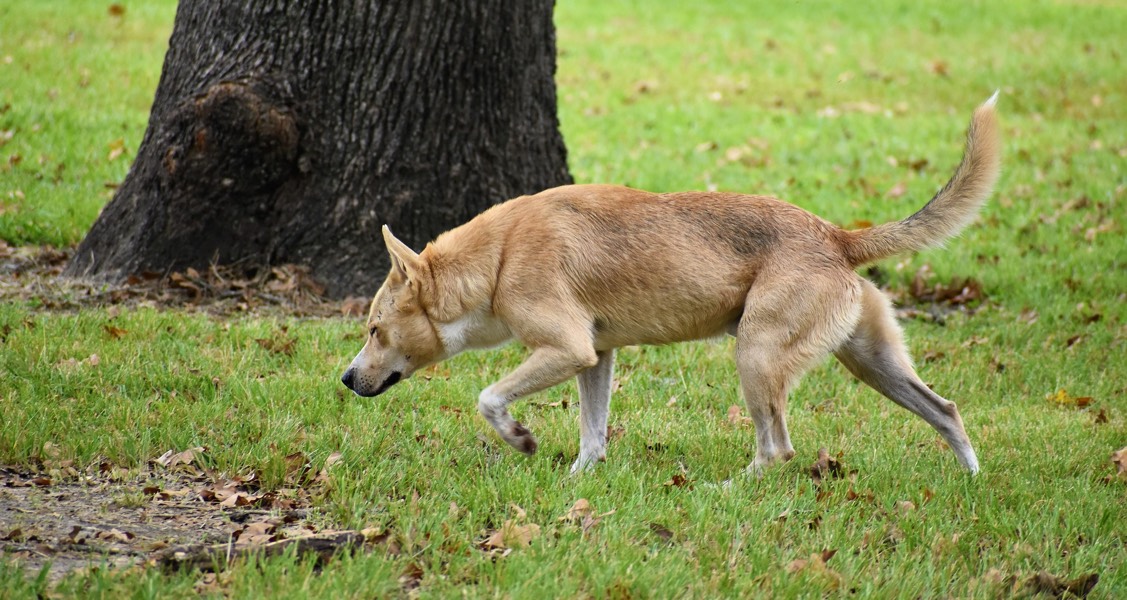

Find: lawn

[1,0,1125,597]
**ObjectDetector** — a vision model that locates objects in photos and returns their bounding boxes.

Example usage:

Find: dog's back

[430,185,852,349]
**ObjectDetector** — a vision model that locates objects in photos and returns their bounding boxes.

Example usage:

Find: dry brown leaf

[559,498,593,524]
[1025,571,1099,598]
[649,522,674,542]
[483,520,540,550]
[239,521,277,539]
[95,528,134,543]
[885,181,908,199]
[340,296,369,317]
[154,446,205,469]
[1112,447,1127,480]
[810,448,844,485]
[103,325,128,339]
[283,452,312,484]
[663,473,692,489]
[106,138,126,162]
[400,562,425,593]
[785,550,842,589]
[108,4,125,17]
[256,336,296,356]
[727,404,752,426]
[1047,389,1093,409]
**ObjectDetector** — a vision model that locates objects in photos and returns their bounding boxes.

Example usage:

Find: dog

[341,93,1000,474]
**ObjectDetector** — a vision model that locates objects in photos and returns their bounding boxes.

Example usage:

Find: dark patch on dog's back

[555,191,781,257]
[664,193,780,256]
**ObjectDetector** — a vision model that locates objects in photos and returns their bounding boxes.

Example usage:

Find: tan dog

[342,94,1000,474]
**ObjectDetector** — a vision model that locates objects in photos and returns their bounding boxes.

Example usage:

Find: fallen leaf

[1018,308,1039,324]
[649,522,674,542]
[482,520,540,550]
[103,325,128,339]
[727,404,752,426]
[399,562,424,593]
[107,138,126,162]
[559,498,593,524]
[323,451,343,470]
[108,4,125,17]
[663,473,692,489]
[785,550,843,589]
[1025,571,1099,598]
[340,296,368,317]
[1047,389,1093,409]
[1093,409,1108,424]
[154,446,205,469]
[256,336,296,356]
[885,181,908,199]
[95,528,134,543]
[283,452,312,485]
[238,521,277,539]
[1112,447,1127,481]
[810,448,844,485]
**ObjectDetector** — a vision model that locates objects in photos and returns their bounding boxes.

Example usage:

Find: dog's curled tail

[840,92,1001,267]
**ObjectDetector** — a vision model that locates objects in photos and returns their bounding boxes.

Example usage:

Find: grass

[2,0,1125,597]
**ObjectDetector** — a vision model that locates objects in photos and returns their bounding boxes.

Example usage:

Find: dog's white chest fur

[436,303,512,355]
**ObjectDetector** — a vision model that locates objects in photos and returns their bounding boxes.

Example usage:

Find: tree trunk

[65,0,571,298]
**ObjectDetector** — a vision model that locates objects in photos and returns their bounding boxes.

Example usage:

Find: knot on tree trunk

[162,80,300,196]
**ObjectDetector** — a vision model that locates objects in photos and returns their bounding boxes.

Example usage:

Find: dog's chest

[436,304,512,353]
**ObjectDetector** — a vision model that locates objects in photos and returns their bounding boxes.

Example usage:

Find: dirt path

[1,465,319,581]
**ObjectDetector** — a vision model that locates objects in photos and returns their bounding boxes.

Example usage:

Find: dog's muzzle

[374,371,402,395]
[340,368,402,397]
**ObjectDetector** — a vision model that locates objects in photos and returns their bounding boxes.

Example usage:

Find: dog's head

[340,226,444,397]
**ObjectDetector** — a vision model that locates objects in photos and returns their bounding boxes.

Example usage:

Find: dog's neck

[420,230,503,324]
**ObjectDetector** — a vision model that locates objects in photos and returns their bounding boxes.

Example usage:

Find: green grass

[2,0,1126,597]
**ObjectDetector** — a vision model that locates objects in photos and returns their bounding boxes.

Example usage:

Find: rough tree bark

[65,0,571,298]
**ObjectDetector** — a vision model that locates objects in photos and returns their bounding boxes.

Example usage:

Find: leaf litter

[0,243,369,317]
[0,447,354,582]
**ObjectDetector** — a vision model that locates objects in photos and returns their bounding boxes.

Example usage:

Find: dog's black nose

[340,368,356,390]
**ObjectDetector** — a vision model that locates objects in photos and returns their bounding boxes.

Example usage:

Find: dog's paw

[570,453,605,474]
[508,421,538,455]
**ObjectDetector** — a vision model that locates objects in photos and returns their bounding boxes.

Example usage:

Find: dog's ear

[382,225,422,281]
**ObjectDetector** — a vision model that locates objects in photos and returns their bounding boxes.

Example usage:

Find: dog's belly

[590,302,744,350]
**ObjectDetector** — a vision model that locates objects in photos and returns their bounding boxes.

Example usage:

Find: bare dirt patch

[0,241,369,317]
[0,461,336,581]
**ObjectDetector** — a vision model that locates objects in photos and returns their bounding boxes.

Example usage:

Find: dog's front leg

[572,349,615,473]
[479,345,599,456]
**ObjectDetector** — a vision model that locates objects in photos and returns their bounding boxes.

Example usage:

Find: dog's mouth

[373,371,402,396]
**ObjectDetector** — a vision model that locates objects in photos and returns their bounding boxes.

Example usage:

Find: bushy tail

[840,93,1001,266]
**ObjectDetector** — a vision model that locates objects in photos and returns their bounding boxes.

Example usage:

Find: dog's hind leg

[736,270,862,473]
[833,279,979,473]
[572,349,615,473]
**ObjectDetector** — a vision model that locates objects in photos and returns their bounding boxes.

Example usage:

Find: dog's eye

[368,325,378,338]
